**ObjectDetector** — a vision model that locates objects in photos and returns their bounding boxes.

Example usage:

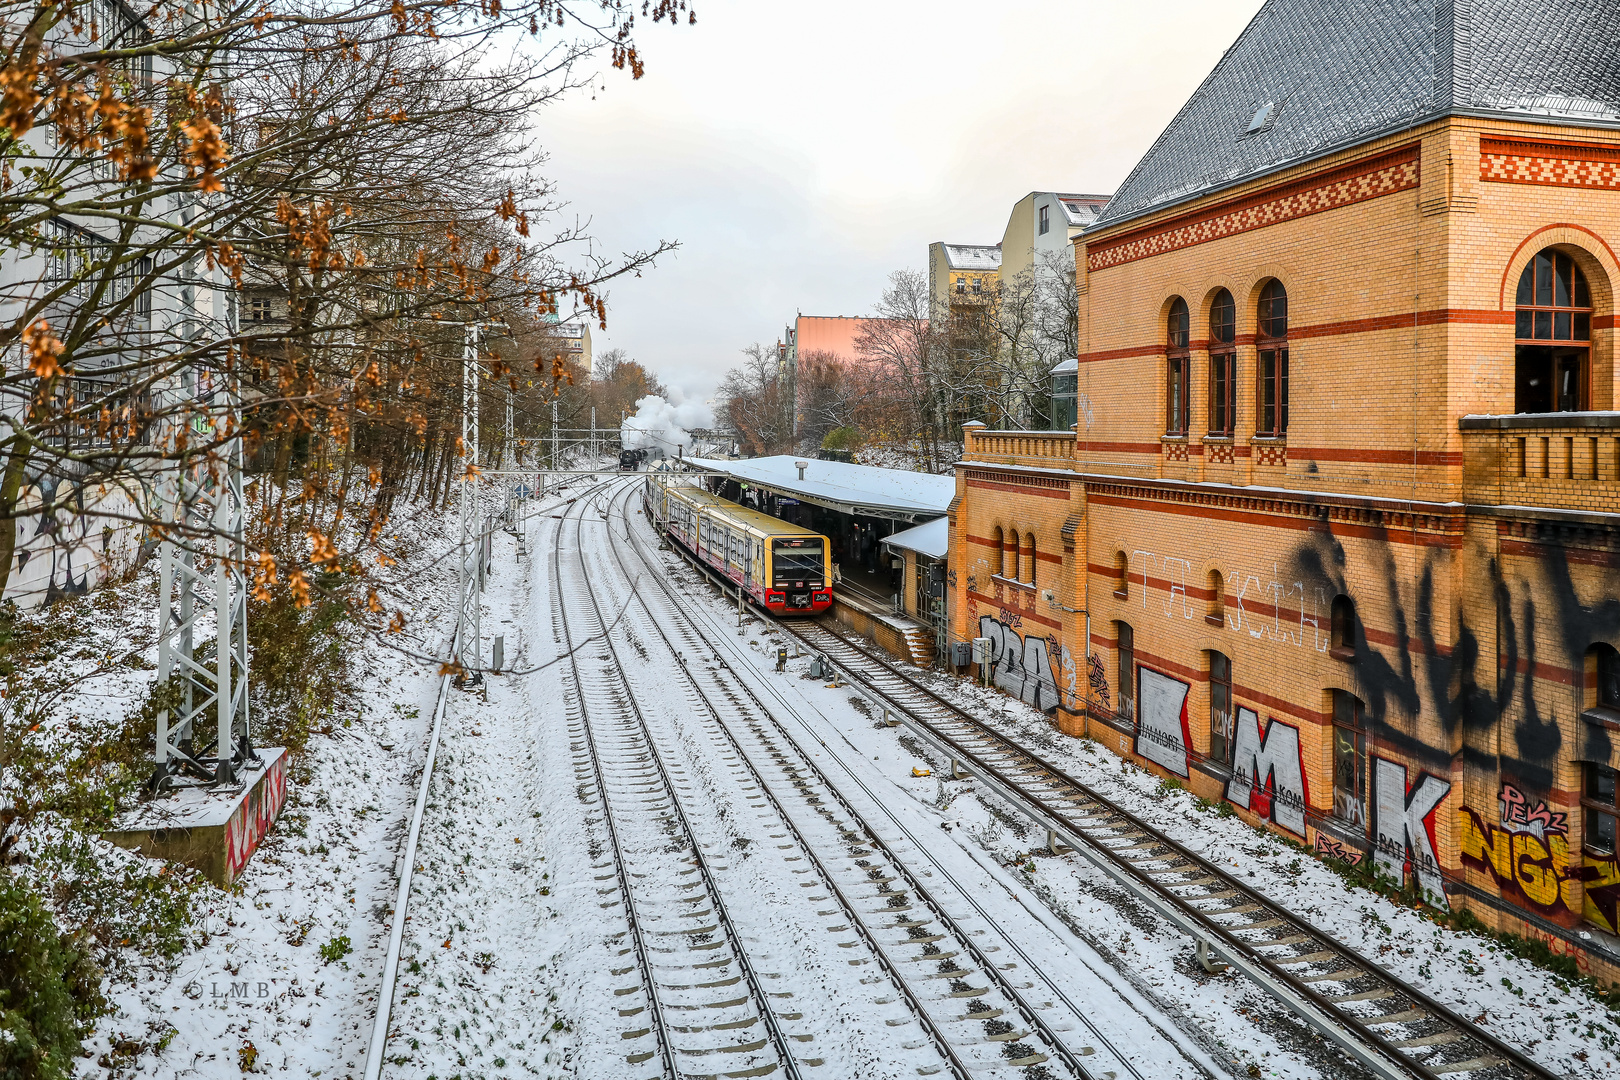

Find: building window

[1329,595,1356,660]
[992,526,1004,577]
[1009,530,1021,582]
[1331,690,1366,827]
[1588,642,1620,712]
[1256,280,1288,436]
[1515,248,1591,413]
[1113,550,1129,599]
[1039,204,1050,235]
[956,278,965,294]
[1586,763,1618,856]
[971,278,981,294]
[1209,651,1233,765]
[1117,622,1135,722]
[1166,297,1189,435]
[1208,289,1236,436]
[1206,569,1225,626]
[1024,534,1036,586]
[248,298,270,322]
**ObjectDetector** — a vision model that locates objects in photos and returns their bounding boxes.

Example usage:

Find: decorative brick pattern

[1253,442,1288,468]
[1162,440,1189,462]
[1481,136,1620,191]
[1087,147,1419,272]
[1205,441,1235,465]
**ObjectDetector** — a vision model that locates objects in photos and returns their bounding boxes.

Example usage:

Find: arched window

[1208,289,1236,436]
[1516,248,1591,413]
[1117,621,1136,721]
[1166,297,1190,435]
[1330,594,1357,659]
[1008,530,1021,582]
[1114,550,1129,599]
[1023,534,1037,586]
[1588,642,1620,712]
[1331,690,1367,826]
[991,526,1004,577]
[1209,651,1232,764]
[1207,569,1225,626]
[1257,280,1289,436]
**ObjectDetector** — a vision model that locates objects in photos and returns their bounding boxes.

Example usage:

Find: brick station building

[948,0,1620,980]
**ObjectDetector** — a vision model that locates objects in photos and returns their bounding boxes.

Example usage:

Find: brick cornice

[1084,144,1420,272]
[1481,134,1620,190]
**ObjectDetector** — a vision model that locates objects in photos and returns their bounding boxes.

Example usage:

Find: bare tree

[717,343,793,456]
[853,270,949,470]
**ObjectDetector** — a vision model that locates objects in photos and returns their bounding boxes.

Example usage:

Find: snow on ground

[626,495,1620,1080]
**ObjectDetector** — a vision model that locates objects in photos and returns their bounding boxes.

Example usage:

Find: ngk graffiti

[1497,782,1568,840]
[1371,758,1451,909]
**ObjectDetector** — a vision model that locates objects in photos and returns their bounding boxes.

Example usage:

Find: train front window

[772,539,824,586]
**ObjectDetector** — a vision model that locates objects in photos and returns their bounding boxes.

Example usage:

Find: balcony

[962,424,1076,470]
[1460,413,1620,517]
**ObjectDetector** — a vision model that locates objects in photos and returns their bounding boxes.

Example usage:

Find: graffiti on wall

[1087,652,1111,711]
[1126,549,1330,651]
[1224,707,1307,835]
[978,615,1063,713]
[1372,757,1451,909]
[1313,831,1365,865]
[226,753,288,882]
[1457,783,1620,933]
[1497,782,1568,840]
[6,471,145,610]
[1135,667,1190,777]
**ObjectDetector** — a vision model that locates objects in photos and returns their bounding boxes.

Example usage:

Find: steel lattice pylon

[456,323,485,683]
[152,402,254,789]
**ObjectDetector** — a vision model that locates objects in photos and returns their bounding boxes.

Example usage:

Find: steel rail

[597,483,985,1080]
[548,489,679,1079]
[361,626,459,1080]
[781,619,1562,1080]
[620,482,1134,1080]
[557,480,801,1080]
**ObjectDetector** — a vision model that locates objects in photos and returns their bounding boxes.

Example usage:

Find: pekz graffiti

[977,615,1064,713]
[225,754,288,882]
[1459,782,1620,933]
[1224,707,1307,835]
[1314,831,1365,865]
[1372,757,1451,909]
[1134,667,1191,777]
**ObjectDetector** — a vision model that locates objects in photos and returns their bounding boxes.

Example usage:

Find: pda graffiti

[977,615,1062,713]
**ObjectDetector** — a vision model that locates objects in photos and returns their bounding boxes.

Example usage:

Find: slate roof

[1090,0,1620,231]
[940,244,1003,271]
[1057,194,1110,227]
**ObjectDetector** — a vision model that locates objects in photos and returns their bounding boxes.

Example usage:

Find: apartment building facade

[948,0,1620,981]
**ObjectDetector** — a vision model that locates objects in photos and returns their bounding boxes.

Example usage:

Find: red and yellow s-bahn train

[646,476,833,615]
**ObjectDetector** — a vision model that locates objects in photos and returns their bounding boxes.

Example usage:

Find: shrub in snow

[0,869,103,1079]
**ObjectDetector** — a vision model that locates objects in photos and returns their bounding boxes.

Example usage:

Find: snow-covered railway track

[606,481,1135,1080]
[776,620,1562,1080]
[551,486,803,1079]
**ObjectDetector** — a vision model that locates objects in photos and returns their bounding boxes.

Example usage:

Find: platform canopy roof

[682,456,954,522]
[881,516,949,560]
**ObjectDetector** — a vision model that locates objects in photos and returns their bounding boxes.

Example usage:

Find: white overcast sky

[535,0,1267,404]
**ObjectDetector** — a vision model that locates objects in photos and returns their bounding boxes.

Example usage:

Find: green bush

[249,589,352,758]
[0,870,102,1080]
[319,935,352,964]
[821,426,863,452]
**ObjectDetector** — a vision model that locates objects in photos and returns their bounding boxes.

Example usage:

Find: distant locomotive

[646,476,833,615]
[618,447,648,470]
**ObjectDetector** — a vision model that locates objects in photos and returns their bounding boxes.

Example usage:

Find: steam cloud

[620,394,714,456]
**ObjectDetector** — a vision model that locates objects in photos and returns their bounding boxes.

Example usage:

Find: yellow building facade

[949,2,1620,982]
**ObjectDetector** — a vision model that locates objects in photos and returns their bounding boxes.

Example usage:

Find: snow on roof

[942,244,1003,271]
[881,515,949,560]
[1050,358,1079,374]
[685,455,955,517]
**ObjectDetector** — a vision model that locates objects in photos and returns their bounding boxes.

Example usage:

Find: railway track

[611,481,1216,1080]
[550,485,802,1078]
[763,620,1563,1080]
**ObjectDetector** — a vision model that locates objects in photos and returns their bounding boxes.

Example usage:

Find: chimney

[795,460,808,481]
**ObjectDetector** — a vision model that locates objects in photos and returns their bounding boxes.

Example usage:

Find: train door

[752,539,763,590]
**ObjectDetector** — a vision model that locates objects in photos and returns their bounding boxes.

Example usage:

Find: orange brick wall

[949,115,1620,977]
